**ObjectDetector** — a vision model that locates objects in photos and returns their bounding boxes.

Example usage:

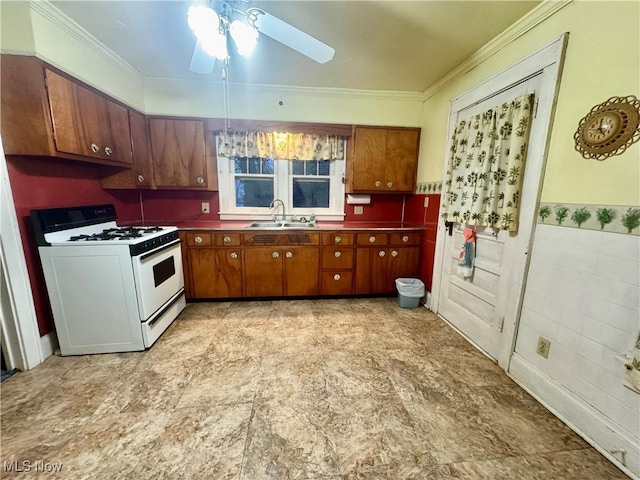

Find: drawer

[321,271,353,295]
[244,232,320,246]
[321,232,354,246]
[215,233,241,246]
[322,248,354,269]
[390,232,421,245]
[356,233,389,246]
[186,232,212,246]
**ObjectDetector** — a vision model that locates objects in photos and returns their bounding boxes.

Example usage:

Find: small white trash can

[395,278,425,308]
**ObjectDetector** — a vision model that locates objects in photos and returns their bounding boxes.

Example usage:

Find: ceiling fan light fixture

[188,4,228,60]
[229,19,258,57]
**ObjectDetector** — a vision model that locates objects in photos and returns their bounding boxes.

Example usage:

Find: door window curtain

[218,131,345,161]
[442,93,534,232]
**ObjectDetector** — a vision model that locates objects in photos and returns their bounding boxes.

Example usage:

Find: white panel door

[437,74,543,360]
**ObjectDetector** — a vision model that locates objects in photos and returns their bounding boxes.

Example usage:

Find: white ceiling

[51,0,541,92]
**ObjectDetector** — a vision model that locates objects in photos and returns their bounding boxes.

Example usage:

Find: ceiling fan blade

[247,8,335,64]
[190,40,216,74]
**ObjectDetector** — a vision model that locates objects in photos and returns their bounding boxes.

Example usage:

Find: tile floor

[0,298,628,479]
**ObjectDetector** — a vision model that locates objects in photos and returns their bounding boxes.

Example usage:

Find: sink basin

[245,221,318,229]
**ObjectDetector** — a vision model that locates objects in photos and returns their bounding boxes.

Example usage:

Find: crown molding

[421,0,573,102]
[27,0,143,84]
[144,76,424,103]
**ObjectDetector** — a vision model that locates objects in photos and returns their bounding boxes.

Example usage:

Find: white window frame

[217,138,346,221]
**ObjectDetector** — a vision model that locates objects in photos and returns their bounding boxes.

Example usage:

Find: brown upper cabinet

[148,118,217,190]
[0,55,132,166]
[349,126,420,193]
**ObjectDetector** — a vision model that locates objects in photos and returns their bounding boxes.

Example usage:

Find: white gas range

[31,204,186,356]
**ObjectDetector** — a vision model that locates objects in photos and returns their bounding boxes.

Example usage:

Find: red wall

[343,194,404,222]
[403,193,441,292]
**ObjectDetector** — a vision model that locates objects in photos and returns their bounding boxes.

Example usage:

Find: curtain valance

[442,93,534,232]
[217,131,345,161]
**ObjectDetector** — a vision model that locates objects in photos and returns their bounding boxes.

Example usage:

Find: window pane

[236,178,274,207]
[262,158,274,174]
[292,160,304,176]
[318,160,330,176]
[248,157,261,174]
[293,179,330,208]
[305,160,318,176]
[235,158,247,173]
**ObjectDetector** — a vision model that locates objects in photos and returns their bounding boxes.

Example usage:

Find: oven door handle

[138,239,181,261]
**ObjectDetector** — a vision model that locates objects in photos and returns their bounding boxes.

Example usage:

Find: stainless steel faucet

[269,198,286,222]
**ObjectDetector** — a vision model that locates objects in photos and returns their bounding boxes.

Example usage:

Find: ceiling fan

[188,0,335,74]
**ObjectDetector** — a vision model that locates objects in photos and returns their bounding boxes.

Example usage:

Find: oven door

[131,239,184,321]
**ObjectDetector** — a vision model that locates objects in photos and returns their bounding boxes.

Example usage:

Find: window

[218,147,345,220]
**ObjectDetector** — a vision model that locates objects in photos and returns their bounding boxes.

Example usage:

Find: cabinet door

[129,110,154,187]
[387,246,420,292]
[385,129,420,192]
[188,248,243,298]
[244,248,283,297]
[355,248,389,294]
[321,271,353,295]
[149,119,207,188]
[45,69,131,164]
[284,247,320,296]
[352,127,387,191]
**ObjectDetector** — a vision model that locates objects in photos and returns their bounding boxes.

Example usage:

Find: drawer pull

[369,235,376,243]
[285,251,293,258]
[387,181,393,188]
[230,252,238,259]
[335,235,342,244]
[194,236,203,244]
[333,274,341,281]
[375,180,382,188]
[334,251,342,258]
[391,250,398,257]
[90,143,100,153]
[137,174,145,183]
[104,146,113,156]
[272,252,280,259]
[378,250,386,257]
[223,236,231,244]
[402,235,409,243]
[196,176,205,184]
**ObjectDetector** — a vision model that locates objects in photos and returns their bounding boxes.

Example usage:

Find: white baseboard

[509,354,639,479]
[39,332,59,360]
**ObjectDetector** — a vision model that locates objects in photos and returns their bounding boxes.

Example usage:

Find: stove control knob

[194,236,203,244]
[223,236,231,244]
[196,176,205,184]
[104,146,113,156]
[137,175,145,183]
[90,143,100,153]
[230,252,238,259]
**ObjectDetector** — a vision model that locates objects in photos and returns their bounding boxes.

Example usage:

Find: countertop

[161,220,425,231]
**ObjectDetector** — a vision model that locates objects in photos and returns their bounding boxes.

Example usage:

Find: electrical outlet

[201,202,210,214]
[536,337,551,359]
[354,206,364,215]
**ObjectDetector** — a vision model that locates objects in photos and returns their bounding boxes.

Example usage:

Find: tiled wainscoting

[510,223,640,477]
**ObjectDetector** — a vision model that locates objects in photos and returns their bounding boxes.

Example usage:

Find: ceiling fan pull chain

[222,61,231,131]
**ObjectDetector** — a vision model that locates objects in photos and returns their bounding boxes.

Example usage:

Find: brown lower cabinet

[182,229,421,299]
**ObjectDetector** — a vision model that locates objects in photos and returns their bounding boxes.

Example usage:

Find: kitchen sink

[245,221,318,229]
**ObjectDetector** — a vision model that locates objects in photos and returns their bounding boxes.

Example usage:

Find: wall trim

[26,0,143,83]
[509,354,639,479]
[39,331,58,360]
[421,0,573,102]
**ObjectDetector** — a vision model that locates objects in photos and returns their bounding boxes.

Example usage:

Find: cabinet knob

[375,180,382,188]
[402,235,409,243]
[379,250,386,257]
[333,274,341,281]
[223,236,231,244]
[90,143,100,153]
[369,235,376,243]
[334,235,342,244]
[137,174,145,183]
[194,236,203,244]
[104,146,113,156]
[334,251,342,258]
[391,250,399,257]
[196,176,205,184]
[272,251,280,259]
[387,181,393,188]
[285,252,293,258]
[230,252,238,259]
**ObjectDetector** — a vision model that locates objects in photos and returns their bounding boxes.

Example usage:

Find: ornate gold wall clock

[574,95,640,160]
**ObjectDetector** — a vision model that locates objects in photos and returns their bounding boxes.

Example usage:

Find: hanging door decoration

[442,93,535,232]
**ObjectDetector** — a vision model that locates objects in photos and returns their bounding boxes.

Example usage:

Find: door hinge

[533,100,539,118]
[498,317,505,332]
